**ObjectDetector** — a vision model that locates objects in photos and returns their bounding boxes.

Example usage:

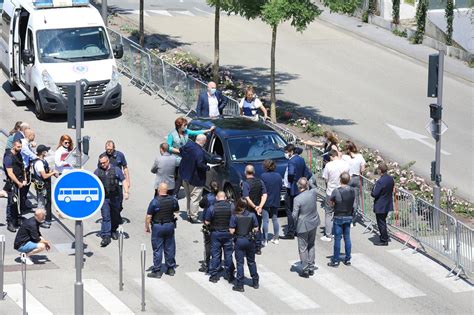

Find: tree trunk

[212,1,220,84]
[270,24,277,122]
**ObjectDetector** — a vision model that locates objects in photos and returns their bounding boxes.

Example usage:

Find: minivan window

[36,26,111,63]
[227,134,286,162]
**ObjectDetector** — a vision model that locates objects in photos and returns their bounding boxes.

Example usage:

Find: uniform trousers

[209,231,234,278]
[100,196,121,238]
[234,237,259,286]
[151,222,176,272]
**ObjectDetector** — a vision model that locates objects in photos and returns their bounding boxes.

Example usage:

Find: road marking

[83,279,134,315]
[134,278,204,314]
[194,7,214,15]
[388,249,474,293]
[290,261,374,304]
[258,264,319,310]
[386,123,451,155]
[130,10,150,16]
[187,272,265,315]
[149,10,173,17]
[5,284,53,315]
[171,10,195,17]
[351,253,426,298]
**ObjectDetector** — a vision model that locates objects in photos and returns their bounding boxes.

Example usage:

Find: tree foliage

[207,0,265,19]
[392,0,400,24]
[260,0,321,121]
[413,0,428,44]
[445,0,454,46]
[261,0,322,30]
[322,0,362,15]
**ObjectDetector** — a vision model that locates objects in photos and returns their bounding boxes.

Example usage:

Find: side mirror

[113,44,124,59]
[22,49,34,65]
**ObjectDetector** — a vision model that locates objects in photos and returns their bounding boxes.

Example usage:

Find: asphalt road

[0,71,473,314]
[107,0,474,202]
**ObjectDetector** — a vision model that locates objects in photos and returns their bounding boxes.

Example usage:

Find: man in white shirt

[196,81,226,117]
[321,150,349,241]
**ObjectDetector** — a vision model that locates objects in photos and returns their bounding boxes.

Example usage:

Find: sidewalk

[316,8,473,83]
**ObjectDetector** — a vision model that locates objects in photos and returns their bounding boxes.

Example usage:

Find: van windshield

[37,27,111,63]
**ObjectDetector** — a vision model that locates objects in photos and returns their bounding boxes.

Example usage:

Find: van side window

[27,29,34,55]
[1,11,11,43]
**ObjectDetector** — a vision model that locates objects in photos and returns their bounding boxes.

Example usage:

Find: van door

[10,8,20,82]
[11,8,29,87]
[20,28,34,92]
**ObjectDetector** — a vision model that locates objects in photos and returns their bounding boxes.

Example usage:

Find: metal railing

[306,147,473,279]
[107,28,240,117]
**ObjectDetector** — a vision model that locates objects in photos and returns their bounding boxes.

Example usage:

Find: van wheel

[34,95,47,120]
[224,185,236,202]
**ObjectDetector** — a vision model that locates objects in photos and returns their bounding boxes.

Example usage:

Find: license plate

[84,99,96,105]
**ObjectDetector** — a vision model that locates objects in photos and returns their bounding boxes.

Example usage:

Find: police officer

[94,154,129,247]
[205,191,235,283]
[198,181,219,273]
[3,140,26,232]
[229,198,259,292]
[145,183,179,278]
[242,165,267,255]
[31,145,58,229]
[102,140,130,219]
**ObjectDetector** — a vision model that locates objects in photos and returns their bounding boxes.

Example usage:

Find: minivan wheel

[34,95,47,120]
[224,185,236,202]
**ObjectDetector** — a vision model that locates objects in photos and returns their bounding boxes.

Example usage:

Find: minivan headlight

[106,66,120,91]
[42,70,60,94]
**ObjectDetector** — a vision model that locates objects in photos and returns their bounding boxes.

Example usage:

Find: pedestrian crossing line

[171,10,195,17]
[148,10,173,17]
[83,279,134,315]
[351,253,426,299]
[288,261,373,305]
[258,264,320,310]
[186,272,266,315]
[4,284,53,315]
[388,249,474,293]
[194,7,214,15]
[130,10,150,16]
[134,278,204,314]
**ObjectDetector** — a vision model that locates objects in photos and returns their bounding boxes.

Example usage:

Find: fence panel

[388,188,417,235]
[121,37,152,86]
[414,198,458,264]
[456,221,473,276]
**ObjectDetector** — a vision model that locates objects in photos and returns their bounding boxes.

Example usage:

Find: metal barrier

[305,146,473,279]
[0,235,6,300]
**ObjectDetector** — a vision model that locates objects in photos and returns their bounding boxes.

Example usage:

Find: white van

[0,0,123,119]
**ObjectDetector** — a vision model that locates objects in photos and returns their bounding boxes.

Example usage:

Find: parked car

[188,117,289,203]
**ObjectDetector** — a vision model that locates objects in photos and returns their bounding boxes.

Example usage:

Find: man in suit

[371,163,394,246]
[179,134,209,223]
[282,144,312,239]
[196,81,226,117]
[293,177,320,278]
[151,143,178,196]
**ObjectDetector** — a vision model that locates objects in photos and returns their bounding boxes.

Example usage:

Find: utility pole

[139,0,145,47]
[427,50,445,210]
[102,0,108,26]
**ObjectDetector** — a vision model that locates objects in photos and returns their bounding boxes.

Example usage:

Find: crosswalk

[4,250,472,314]
[111,7,235,18]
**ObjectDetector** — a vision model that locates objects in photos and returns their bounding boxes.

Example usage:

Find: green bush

[445,0,454,46]
[413,0,428,44]
[392,28,407,38]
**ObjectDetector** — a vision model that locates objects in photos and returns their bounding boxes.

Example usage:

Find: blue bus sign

[53,169,105,220]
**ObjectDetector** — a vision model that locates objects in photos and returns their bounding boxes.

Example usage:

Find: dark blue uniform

[242,178,267,251]
[103,150,128,211]
[94,166,125,241]
[205,200,235,281]
[147,195,179,273]
[199,192,217,271]
[230,210,259,288]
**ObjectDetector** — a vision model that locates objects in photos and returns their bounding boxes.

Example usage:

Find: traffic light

[428,54,439,98]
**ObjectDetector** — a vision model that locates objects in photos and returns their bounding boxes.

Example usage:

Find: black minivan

[188,117,289,202]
